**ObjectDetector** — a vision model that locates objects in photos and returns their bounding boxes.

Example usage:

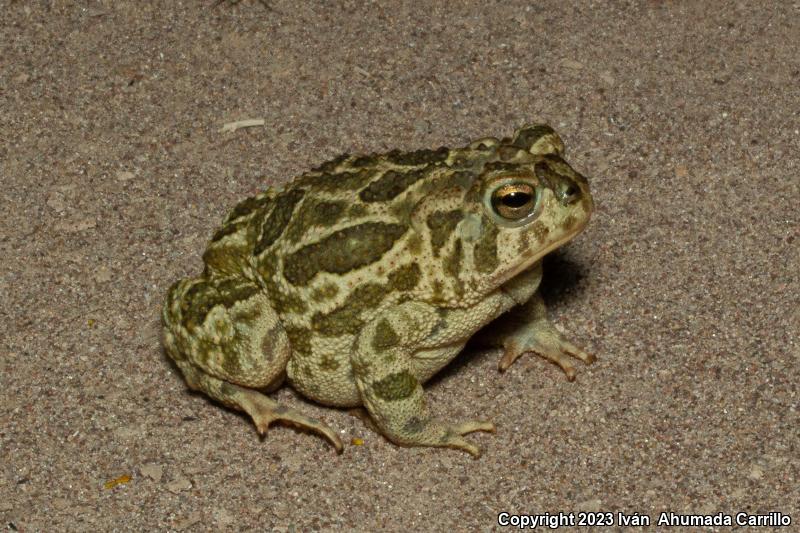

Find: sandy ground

[2,1,798,531]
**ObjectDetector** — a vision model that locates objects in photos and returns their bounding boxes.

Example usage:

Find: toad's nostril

[562,184,579,203]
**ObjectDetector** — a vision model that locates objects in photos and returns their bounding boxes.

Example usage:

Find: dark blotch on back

[216,277,261,306]
[484,161,520,173]
[359,168,428,203]
[386,146,449,166]
[225,194,275,224]
[213,194,275,242]
[351,154,380,168]
[210,220,242,243]
[284,199,347,242]
[253,188,305,255]
[312,282,388,336]
[181,278,260,331]
[298,168,375,192]
[441,170,477,190]
[284,222,408,286]
[310,153,350,173]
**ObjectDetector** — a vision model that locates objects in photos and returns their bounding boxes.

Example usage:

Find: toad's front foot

[495,293,594,380]
[498,321,595,380]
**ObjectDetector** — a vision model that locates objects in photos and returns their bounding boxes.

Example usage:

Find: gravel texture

[2,1,798,531]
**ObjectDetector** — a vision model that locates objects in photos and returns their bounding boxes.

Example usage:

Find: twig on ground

[220,118,266,133]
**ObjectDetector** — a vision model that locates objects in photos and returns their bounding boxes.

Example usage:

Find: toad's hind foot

[390,417,496,458]
[441,420,497,458]
[229,383,344,453]
[186,370,343,453]
[412,419,496,458]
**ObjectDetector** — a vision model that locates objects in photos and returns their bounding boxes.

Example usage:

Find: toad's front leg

[351,302,495,458]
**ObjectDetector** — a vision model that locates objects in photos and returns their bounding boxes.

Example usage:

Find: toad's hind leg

[162,276,343,452]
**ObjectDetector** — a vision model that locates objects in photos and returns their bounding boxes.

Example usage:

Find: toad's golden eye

[490,183,537,220]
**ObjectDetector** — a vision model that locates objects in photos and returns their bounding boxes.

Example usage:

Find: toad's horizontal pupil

[502,191,531,208]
